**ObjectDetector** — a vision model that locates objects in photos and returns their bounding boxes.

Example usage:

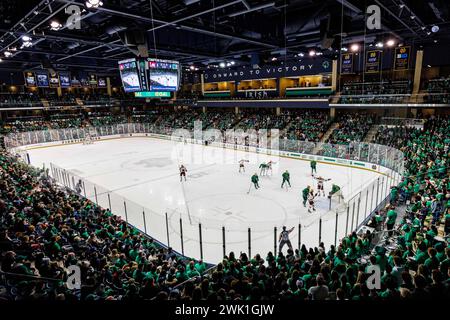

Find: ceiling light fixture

[86,0,103,9]
[50,20,62,31]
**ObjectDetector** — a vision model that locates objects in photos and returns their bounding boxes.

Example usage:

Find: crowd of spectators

[423,76,450,104]
[0,113,449,301]
[339,80,412,104]
[0,149,208,300]
[326,113,375,144]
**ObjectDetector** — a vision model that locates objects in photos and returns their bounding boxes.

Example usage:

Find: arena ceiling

[0,0,449,74]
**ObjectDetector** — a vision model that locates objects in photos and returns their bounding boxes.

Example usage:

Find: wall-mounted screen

[147,58,180,91]
[118,58,141,92]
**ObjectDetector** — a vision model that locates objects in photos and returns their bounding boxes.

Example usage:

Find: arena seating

[1,115,448,301]
[326,113,375,144]
[339,80,412,104]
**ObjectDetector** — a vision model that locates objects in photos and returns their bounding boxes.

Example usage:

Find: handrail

[0,267,63,282]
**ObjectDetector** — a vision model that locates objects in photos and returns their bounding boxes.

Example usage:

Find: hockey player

[259,163,269,176]
[251,173,260,189]
[281,170,291,188]
[239,159,249,173]
[314,176,331,197]
[266,160,276,175]
[179,165,187,182]
[302,186,310,207]
[310,160,317,176]
[307,190,316,213]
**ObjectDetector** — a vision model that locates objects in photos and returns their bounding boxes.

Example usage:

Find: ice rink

[27,137,387,263]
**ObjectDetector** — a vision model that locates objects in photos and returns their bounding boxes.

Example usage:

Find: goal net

[82,134,94,145]
[82,127,97,145]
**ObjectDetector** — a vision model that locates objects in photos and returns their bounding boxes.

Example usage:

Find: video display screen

[118,58,141,92]
[147,58,179,92]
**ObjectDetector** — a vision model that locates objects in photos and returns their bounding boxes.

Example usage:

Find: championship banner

[98,77,107,88]
[70,74,81,87]
[89,74,98,87]
[35,70,49,87]
[49,71,59,88]
[24,71,36,87]
[78,72,89,87]
[365,50,382,73]
[394,46,411,71]
[58,71,71,88]
[341,53,354,74]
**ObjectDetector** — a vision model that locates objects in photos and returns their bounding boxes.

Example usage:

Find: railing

[5,123,404,264]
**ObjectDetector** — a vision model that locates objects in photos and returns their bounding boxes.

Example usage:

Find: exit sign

[135,91,171,98]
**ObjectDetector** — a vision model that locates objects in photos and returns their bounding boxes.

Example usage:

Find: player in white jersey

[307,190,316,213]
[238,159,249,173]
[266,160,276,175]
[314,176,331,197]
[179,165,187,182]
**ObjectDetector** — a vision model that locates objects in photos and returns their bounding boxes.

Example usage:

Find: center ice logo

[134,157,173,168]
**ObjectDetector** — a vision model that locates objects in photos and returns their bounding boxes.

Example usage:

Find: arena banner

[35,70,49,87]
[341,53,354,74]
[203,58,332,82]
[365,50,382,73]
[394,46,411,71]
[89,74,98,87]
[97,77,107,88]
[58,71,71,88]
[24,71,37,87]
[49,71,60,88]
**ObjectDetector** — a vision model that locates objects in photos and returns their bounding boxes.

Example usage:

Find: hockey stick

[247,182,253,194]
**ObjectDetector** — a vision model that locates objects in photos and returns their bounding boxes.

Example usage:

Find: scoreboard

[118,57,180,94]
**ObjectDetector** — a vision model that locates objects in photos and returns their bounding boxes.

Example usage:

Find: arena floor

[27,137,386,263]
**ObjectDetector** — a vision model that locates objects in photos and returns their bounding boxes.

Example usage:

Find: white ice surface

[28,137,387,263]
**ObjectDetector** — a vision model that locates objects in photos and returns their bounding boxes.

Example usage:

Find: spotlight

[86,0,103,8]
[271,57,277,61]
[50,20,62,31]
[309,50,316,56]
[21,41,33,48]
[219,62,226,68]
[375,42,383,48]
[189,65,195,70]
[431,25,439,33]
[350,44,359,52]
[230,61,235,65]
[386,39,395,47]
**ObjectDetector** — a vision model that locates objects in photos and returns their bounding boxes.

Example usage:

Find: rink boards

[18,134,394,263]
